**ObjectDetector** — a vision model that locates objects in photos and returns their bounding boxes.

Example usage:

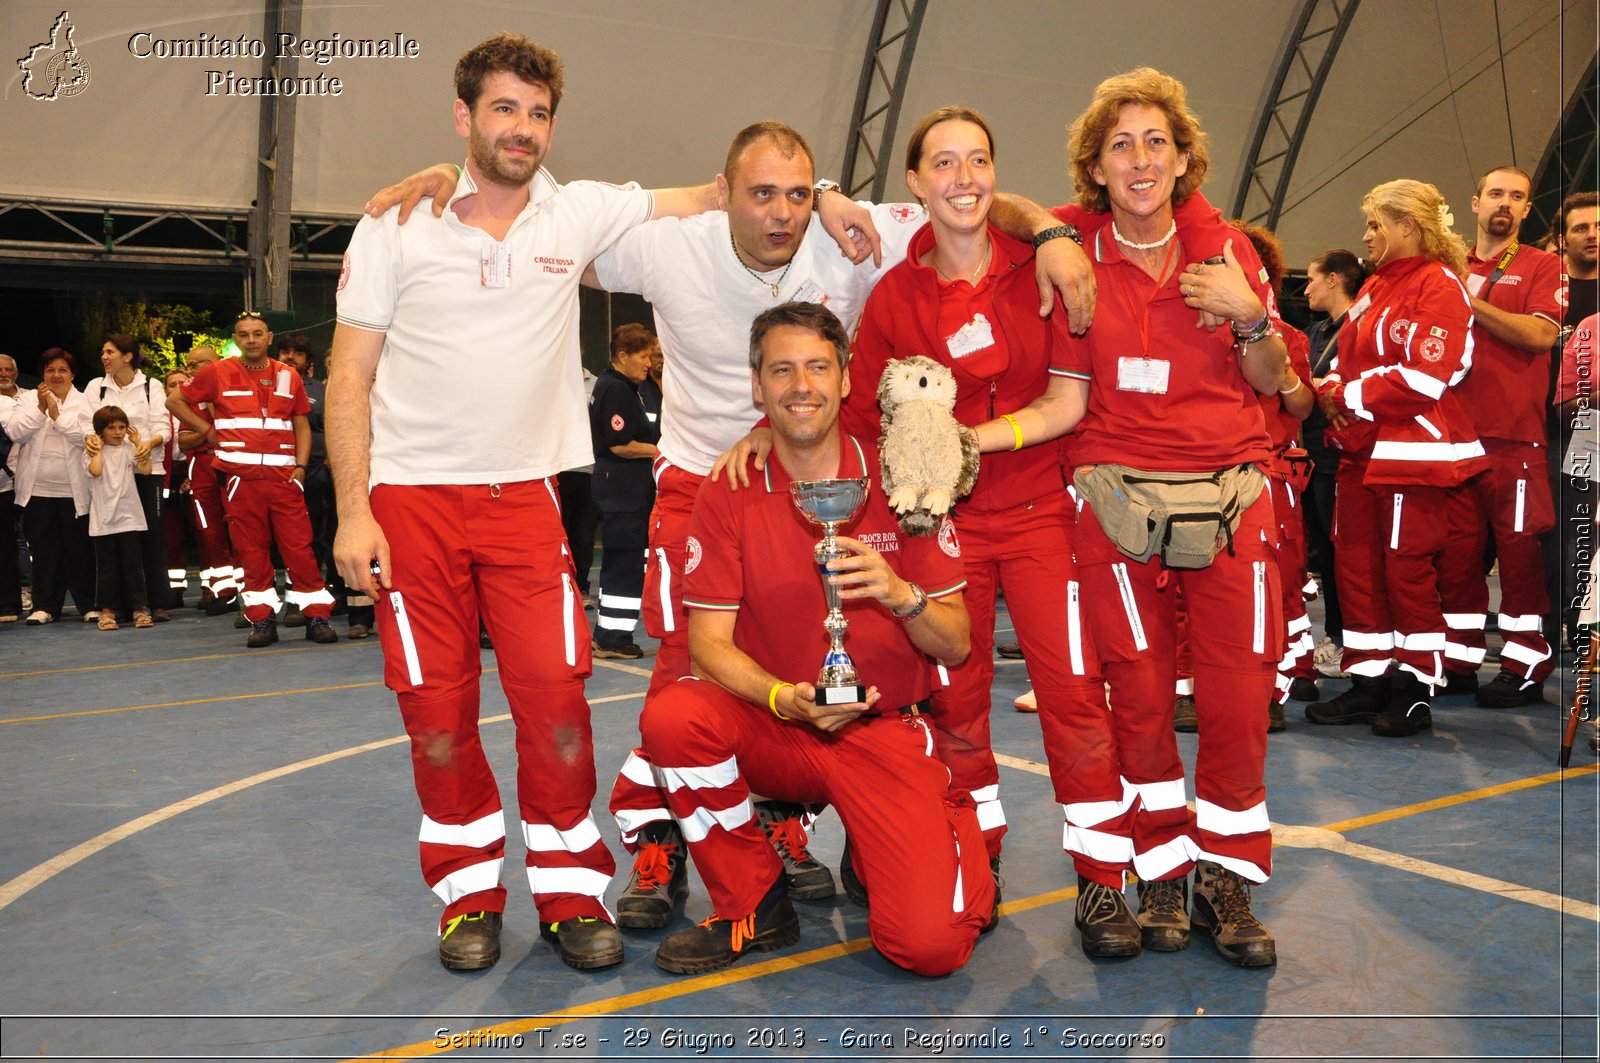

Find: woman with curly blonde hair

[1306,178,1487,737]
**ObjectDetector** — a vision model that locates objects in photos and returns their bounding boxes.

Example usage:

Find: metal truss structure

[840,0,929,203]
[1530,54,1598,243]
[1230,0,1361,229]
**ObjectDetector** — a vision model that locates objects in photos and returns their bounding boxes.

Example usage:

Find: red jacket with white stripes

[181,356,308,480]
[1320,254,1488,487]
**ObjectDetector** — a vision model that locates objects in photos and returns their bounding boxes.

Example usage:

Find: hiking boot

[1305,674,1387,725]
[1441,670,1479,697]
[755,801,835,901]
[1372,672,1432,737]
[1191,860,1275,967]
[1173,695,1198,733]
[616,822,689,929]
[347,623,372,640]
[539,917,624,970]
[995,641,1024,659]
[839,837,868,908]
[438,910,501,971]
[593,641,644,660]
[246,617,278,647]
[1312,636,1346,678]
[1474,669,1543,708]
[234,610,251,629]
[1287,677,1319,702]
[1074,875,1141,958]
[282,603,306,628]
[305,616,339,643]
[205,594,238,616]
[654,877,798,975]
[1136,875,1191,952]
[1267,700,1286,733]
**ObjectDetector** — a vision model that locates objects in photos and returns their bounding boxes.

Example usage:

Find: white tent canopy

[1,0,1592,267]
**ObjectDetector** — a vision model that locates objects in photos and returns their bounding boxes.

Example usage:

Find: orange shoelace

[632,841,679,889]
[764,816,812,861]
[696,911,757,953]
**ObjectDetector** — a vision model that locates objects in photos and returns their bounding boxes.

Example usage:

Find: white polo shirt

[592,201,923,475]
[337,165,653,486]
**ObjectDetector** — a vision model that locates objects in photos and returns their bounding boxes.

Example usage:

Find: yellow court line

[1319,762,1600,833]
[0,692,645,913]
[0,641,369,680]
[2,681,383,724]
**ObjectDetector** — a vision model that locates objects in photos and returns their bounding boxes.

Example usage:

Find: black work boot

[1192,860,1276,967]
[539,916,624,970]
[1136,875,1191,951]
[1074,875,1142,958]
[305,616,339,643]
[1372,671,1433,737]
[438,910,502,971]
[1304,674,1388,725]
[654,876,799,975]
[616,821,689,929]
[1474,669,1543,708]
[754,800,835,901]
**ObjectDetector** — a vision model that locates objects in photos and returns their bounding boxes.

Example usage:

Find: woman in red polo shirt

[974,69,1291,967]
[841,107,1100,904]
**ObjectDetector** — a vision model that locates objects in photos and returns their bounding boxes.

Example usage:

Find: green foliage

[109,303,226,377]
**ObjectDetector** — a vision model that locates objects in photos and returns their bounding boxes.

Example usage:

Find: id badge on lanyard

[1114,240,1176,394]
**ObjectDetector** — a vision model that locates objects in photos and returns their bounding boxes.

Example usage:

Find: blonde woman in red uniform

[842,107,1098,911]
[1306,180,1486,735]
[973,69,1290,966]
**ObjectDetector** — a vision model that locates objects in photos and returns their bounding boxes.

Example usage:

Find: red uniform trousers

[221,474,331,621]
[939,493,1102,860]
[1065,491,1281,887]
[642,461,702,697]
[1332,460,1453,687]
[640,678,992,976]
[1438,440,1556,684]
[189,453,238,599]
[371,480,612,931]
[1269,475,1316,700]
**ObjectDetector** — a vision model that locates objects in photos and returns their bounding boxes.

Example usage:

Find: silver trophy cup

[789,477,870,705]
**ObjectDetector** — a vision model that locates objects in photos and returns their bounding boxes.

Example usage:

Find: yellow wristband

[767,681,794,721]
[1002,413,1024,452]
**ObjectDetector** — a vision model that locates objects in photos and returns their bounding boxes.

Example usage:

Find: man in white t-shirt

[327,32,717,975]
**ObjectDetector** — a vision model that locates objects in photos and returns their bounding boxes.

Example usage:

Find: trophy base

[817,683,866,707]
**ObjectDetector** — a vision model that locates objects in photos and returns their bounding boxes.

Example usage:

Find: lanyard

[1118,237,1180,360]
[1479,240,1519,295]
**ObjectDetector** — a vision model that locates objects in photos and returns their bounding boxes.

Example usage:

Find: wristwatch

[813,179,840,204]
[893,582,929,622]
[1032,223,1082,250]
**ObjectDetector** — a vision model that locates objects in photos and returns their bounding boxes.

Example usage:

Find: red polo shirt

[1051,224,1275,472]
[683,434,967,711]
[1457,242,1566,443]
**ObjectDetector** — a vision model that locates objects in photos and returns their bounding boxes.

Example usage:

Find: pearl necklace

[1111,219,1177,251]
[730,230,791,296]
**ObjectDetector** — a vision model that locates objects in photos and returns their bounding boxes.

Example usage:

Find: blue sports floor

[1,568,1596,1062]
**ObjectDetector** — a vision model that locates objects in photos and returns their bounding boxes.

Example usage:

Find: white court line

[992,755,1597,922]
[0,692,645,913]
[1274,824,1600,922]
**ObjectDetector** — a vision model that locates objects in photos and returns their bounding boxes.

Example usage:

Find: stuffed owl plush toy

[876,356,981,535]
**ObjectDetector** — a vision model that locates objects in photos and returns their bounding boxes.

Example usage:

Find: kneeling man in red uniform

[644,301,993,977]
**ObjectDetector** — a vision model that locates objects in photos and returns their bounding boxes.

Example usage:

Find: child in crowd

[85,405,152,630]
